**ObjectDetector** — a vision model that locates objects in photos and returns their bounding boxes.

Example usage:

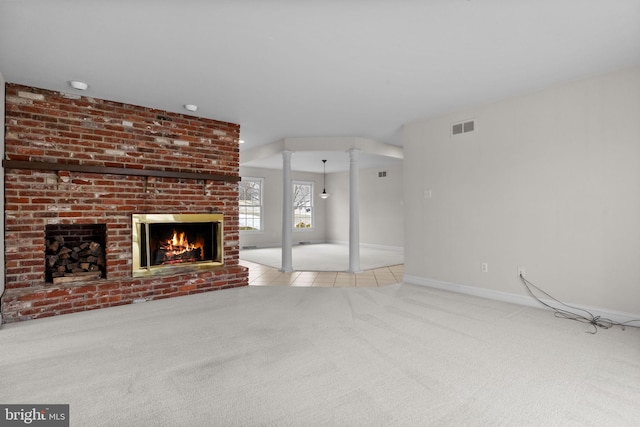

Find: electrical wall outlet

[517,267,526,278]
[481,263,488,273]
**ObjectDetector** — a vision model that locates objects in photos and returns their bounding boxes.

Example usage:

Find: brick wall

[2,84,248,323]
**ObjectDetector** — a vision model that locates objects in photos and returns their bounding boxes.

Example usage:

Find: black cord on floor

[519,274,640,334]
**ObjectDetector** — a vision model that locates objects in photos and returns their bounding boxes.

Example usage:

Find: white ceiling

[1,1,639,173]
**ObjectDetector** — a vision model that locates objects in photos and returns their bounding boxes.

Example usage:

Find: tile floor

[239,259,404,287]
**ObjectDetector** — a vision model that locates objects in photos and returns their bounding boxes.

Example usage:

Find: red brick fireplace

[1,84,248,323]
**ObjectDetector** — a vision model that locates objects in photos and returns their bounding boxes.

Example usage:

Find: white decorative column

[281,150,294,272]
[348,149,361,273]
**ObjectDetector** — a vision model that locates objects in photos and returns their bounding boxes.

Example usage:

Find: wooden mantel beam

[2,160,241,183]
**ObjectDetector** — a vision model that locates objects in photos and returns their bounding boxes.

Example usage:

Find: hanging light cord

[322,160,326,192]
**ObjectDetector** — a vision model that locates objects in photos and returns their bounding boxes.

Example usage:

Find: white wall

[326,162,404,249]
[239,166,327,248]
[403,65,640,316]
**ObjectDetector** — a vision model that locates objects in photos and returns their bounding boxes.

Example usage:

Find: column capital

[282,150,294,160]
[347,148,360,162]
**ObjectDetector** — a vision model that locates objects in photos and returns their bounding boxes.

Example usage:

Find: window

[239,177,263,231]
[293,181,313,229]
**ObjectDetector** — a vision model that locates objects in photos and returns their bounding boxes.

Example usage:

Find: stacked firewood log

[45,235,105,284]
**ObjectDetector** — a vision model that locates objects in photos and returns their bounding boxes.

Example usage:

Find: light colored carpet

[240,243,404,271]
[1,284,639,426]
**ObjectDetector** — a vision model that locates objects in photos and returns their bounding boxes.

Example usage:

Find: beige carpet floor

[1,283,639,426]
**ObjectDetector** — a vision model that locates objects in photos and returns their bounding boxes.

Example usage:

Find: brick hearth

[1,84,248,323]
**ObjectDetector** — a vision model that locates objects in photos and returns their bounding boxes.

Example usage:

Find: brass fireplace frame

[132,213,224,277]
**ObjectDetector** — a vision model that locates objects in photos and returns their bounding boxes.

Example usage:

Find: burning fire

[158,230,205,264]
[168,231,191,250]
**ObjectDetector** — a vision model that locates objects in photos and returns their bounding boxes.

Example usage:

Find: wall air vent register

[452,119,476,136]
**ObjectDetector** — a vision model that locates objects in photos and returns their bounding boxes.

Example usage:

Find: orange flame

[170,231,189,248]
[164,230,204,258]
[166,231,193,252]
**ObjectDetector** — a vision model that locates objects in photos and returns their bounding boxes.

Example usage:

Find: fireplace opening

[143,222,217,267]
[45,223,107,284]
[132,214,223,276]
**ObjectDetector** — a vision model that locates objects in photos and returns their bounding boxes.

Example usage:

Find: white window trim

[239,177,264,233]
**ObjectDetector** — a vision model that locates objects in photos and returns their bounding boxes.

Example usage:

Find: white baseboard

[327,240,404,252]
[241,241,403,250]
[404,274,640,326]
[241,240,334,250]
[362,243,404,252]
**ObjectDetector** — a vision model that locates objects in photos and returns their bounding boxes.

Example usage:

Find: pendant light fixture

[320,159,329,199]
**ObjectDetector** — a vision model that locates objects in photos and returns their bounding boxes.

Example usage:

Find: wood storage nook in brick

[2,84,249,323]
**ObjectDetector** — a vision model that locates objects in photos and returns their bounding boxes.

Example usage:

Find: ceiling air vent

[452,119,475,136]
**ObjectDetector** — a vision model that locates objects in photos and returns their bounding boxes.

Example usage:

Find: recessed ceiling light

[184,104,198,112]
[239,140,245,144]
[68,80,88,90]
